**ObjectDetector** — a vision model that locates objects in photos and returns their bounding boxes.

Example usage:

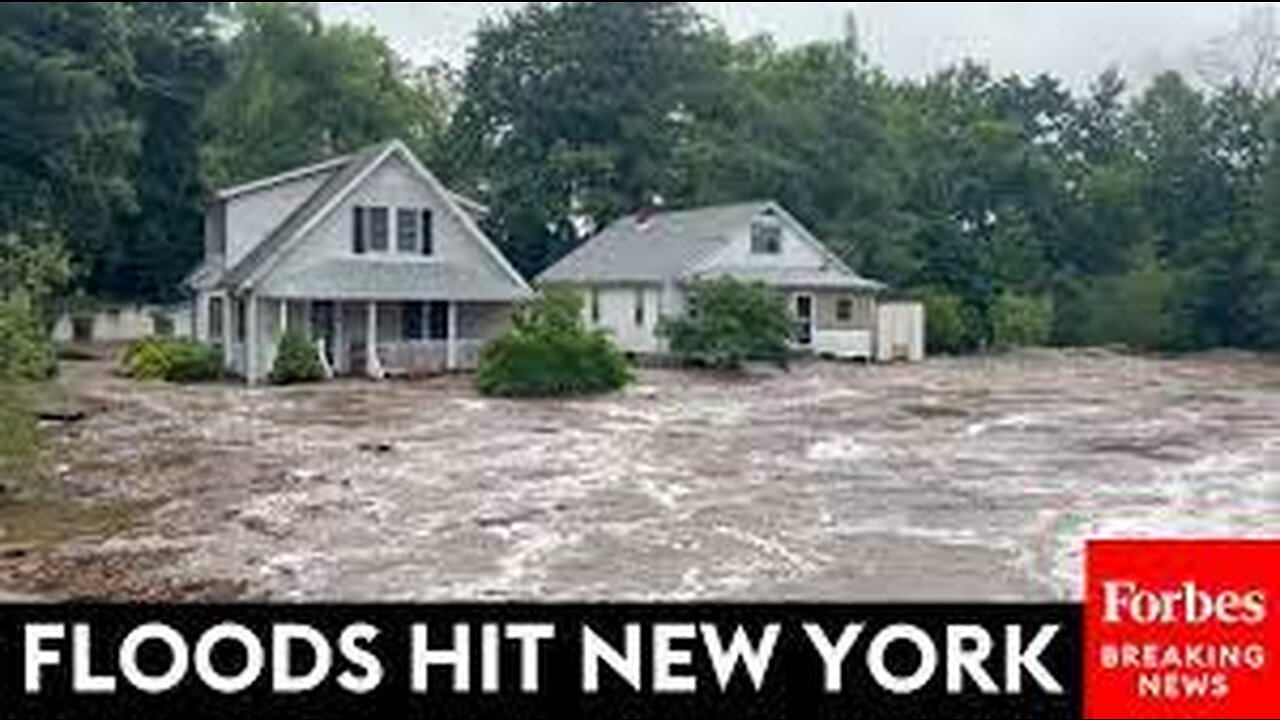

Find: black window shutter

[421,209,434,256]
[353,206,367,255]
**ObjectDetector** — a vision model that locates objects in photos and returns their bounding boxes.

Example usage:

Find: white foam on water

[807,437,875,462]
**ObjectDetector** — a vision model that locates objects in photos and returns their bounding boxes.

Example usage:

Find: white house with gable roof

[539,201,924,363]
[187,140,532,383]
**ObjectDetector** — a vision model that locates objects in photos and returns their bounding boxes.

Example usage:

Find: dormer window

[355,206,435,256]
[751,215,783,255]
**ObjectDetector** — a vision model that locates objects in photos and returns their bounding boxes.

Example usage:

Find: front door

[794,294,815,347]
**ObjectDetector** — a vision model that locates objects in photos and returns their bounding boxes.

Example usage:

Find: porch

[226,297,509,382]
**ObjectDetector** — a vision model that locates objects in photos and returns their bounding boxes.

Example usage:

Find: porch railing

[375,340,485,376]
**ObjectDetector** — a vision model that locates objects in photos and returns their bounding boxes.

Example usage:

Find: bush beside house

[659,278,793,370]
[269,330,326,385]
[122,339,223,383]
[478,291,632,398]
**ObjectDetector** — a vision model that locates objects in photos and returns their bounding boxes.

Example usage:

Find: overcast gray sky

[320,2,1263,90]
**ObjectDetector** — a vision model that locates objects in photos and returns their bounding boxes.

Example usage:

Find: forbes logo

[1103,581,1267,626]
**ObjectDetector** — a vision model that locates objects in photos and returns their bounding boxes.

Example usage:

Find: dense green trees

[0,2,136,285]
[448,2,714,275]
[1,2,1278,353]
[111,2,228,302]
[1,1,451,306]
[204,2,453,188]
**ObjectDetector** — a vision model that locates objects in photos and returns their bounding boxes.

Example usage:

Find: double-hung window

[397,209,420,253]
[369,207,390,252]
[836,297,854,323]
[353,206,390,254]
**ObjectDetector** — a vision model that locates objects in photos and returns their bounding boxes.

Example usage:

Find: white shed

[876,302,926,363]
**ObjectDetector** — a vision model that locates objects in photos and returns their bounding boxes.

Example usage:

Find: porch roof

[263,258,534,303]
[685,265,886,292]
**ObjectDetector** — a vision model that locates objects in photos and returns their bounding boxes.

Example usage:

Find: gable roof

[213,155,350,203]
[538,201,767,285]
[221,141,391,288]
[216,140,529,296]
[538,200,885,291]
[213,150,488,215]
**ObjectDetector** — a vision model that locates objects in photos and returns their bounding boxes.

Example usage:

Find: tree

[0,226,70,381]
[0,2,137,278]
[101,3,228,302]
[1198,5,1280,95]
[449,2,715,275]
[204,2,451,188]
[921,291,981,355]
[1065,69,1130,169]
[991,292,1053,349]
[887,64,1062,343]
[670,12,912,282]
[1132,72,1227,262]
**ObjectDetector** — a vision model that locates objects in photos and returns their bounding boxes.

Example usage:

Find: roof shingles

[538,202,768,284]
[264,259,529,303]
[539,201,885,291]
[222,141,393,288]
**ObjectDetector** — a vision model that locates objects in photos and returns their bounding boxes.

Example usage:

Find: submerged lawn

[1,350,1277,602]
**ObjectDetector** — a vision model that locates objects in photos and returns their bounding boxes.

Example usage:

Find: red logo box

[1085,540,1279,720]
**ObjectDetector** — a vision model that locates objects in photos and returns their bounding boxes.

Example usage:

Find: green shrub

[921,291,981,355]
[122,338,223,384]
[991,292,1054,349]
[166,341,225,383]
[478,291,632,398]
[269,330,326,385]
[659,278,792,369]
[123,338,171,380]
[0,385,42,495]
[0,297,56,382]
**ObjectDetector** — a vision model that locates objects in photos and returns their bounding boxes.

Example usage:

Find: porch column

[334,301,345,374]
[279,299,289,336]
[446,301,459,371]
[245,293,260,385]
[365,300,379,379]
[221,293,234,368]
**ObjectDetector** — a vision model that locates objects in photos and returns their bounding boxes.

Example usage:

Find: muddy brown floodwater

[1,349,1276,602]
